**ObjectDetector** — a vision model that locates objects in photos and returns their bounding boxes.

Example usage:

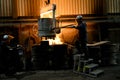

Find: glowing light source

[48,34,63,45]
[40,10,53,18]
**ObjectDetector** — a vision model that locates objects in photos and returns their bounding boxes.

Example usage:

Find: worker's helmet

[76,15,82,19]
[3,34,14,40]
[3,35,9,40]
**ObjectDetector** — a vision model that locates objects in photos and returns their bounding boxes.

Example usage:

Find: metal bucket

[38,18,55,37]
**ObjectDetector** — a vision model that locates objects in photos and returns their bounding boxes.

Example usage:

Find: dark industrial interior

[0,0,120,80]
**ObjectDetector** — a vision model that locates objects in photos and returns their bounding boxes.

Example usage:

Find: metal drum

[38,18,55,37]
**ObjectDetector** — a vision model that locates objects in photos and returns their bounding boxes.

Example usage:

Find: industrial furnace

[32,4,68,70]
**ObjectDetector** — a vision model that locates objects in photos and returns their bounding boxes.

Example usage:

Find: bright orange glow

[48,34,63,45]
[40,10,53,18]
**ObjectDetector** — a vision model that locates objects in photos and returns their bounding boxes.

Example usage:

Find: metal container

[31,44,68,70]
[32,44,50,70]
[38,18,55,37]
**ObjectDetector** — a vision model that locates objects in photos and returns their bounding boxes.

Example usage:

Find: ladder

[73,54,104,77]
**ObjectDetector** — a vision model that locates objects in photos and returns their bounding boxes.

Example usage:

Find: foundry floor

[0,64,120,80]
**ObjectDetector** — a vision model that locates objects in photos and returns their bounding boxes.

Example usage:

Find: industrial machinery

[38,4,57,38]
[32,4,68,70]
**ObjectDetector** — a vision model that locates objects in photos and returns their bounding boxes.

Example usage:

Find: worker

[74,15,89,60]
[0,34,22,76]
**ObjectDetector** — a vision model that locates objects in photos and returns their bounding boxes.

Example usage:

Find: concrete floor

[1,51,120,80]
[0,64,120,80]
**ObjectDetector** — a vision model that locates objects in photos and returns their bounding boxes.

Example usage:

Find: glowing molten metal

[48,34,63,45]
